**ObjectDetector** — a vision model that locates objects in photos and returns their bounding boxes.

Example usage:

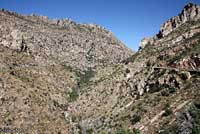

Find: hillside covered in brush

[0,3,200,134]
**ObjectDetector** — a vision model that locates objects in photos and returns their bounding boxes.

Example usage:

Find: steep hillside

[0,9,133,133]
[68,3,200,134]
[0,3,200,134]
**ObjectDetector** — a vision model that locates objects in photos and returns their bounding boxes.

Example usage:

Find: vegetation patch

[86,128,93,134]
[162,108,173,117]
[115,128,140,134]
[194,99,200,109]
[190,103,200,133]
[68,89,79,102]
[130,114,141,125]
[147,83,162,93]
[75,67,95,87]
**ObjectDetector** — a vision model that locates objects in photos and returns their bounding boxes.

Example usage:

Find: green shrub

[148,83,162,93]
[157,123,179,134]
[68,90,78,102]
[76,68,95,87]
[160,90,169,96]
[86,129,93,134]
[168,87,176,94]
[190,104,200,134]
[130,114,141,125]
[194,99,200,109]
[99,130,106,134]
[116,128,140,134]
[162,108,173,117]
[133,128,140,134]
[116,128,133,134]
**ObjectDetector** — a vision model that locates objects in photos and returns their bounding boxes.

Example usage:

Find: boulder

[64,111,72,123]
[137,80,146,95]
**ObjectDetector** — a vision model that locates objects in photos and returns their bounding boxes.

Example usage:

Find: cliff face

[159,3,200,37]
[140,3,200,49]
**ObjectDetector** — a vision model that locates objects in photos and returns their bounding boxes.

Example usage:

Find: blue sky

[1,0,200,51]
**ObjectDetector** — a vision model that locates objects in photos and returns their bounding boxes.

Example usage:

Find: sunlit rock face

[160,3,200,37]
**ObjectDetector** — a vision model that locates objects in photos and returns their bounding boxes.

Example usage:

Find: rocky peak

[158,3,200,38]
[139,3,200,50]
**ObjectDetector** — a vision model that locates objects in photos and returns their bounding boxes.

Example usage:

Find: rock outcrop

[139,37,154,49]
[139,3,200,50]
[158,3,200,37]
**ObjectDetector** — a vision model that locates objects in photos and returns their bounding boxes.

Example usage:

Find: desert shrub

[194,99,200,109]
[168,87,176,94]
[68,90,78,102]
[76,67,95,87]
[147,83,162,93]
[116,128,140,134]
[191,103,200,134]
[86,128,93,134]
[99,130,106,134]
[162,108,173,117]
[160,86,176,96]
[116,128,133,134]
[130,114,141,125]
[157,123,179,134]
[160,90,169,96]
[178,73,188,81]
[133,128,140,134]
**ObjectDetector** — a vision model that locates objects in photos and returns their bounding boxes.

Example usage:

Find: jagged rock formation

[140,3,200,49]
[159,3,200,37]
